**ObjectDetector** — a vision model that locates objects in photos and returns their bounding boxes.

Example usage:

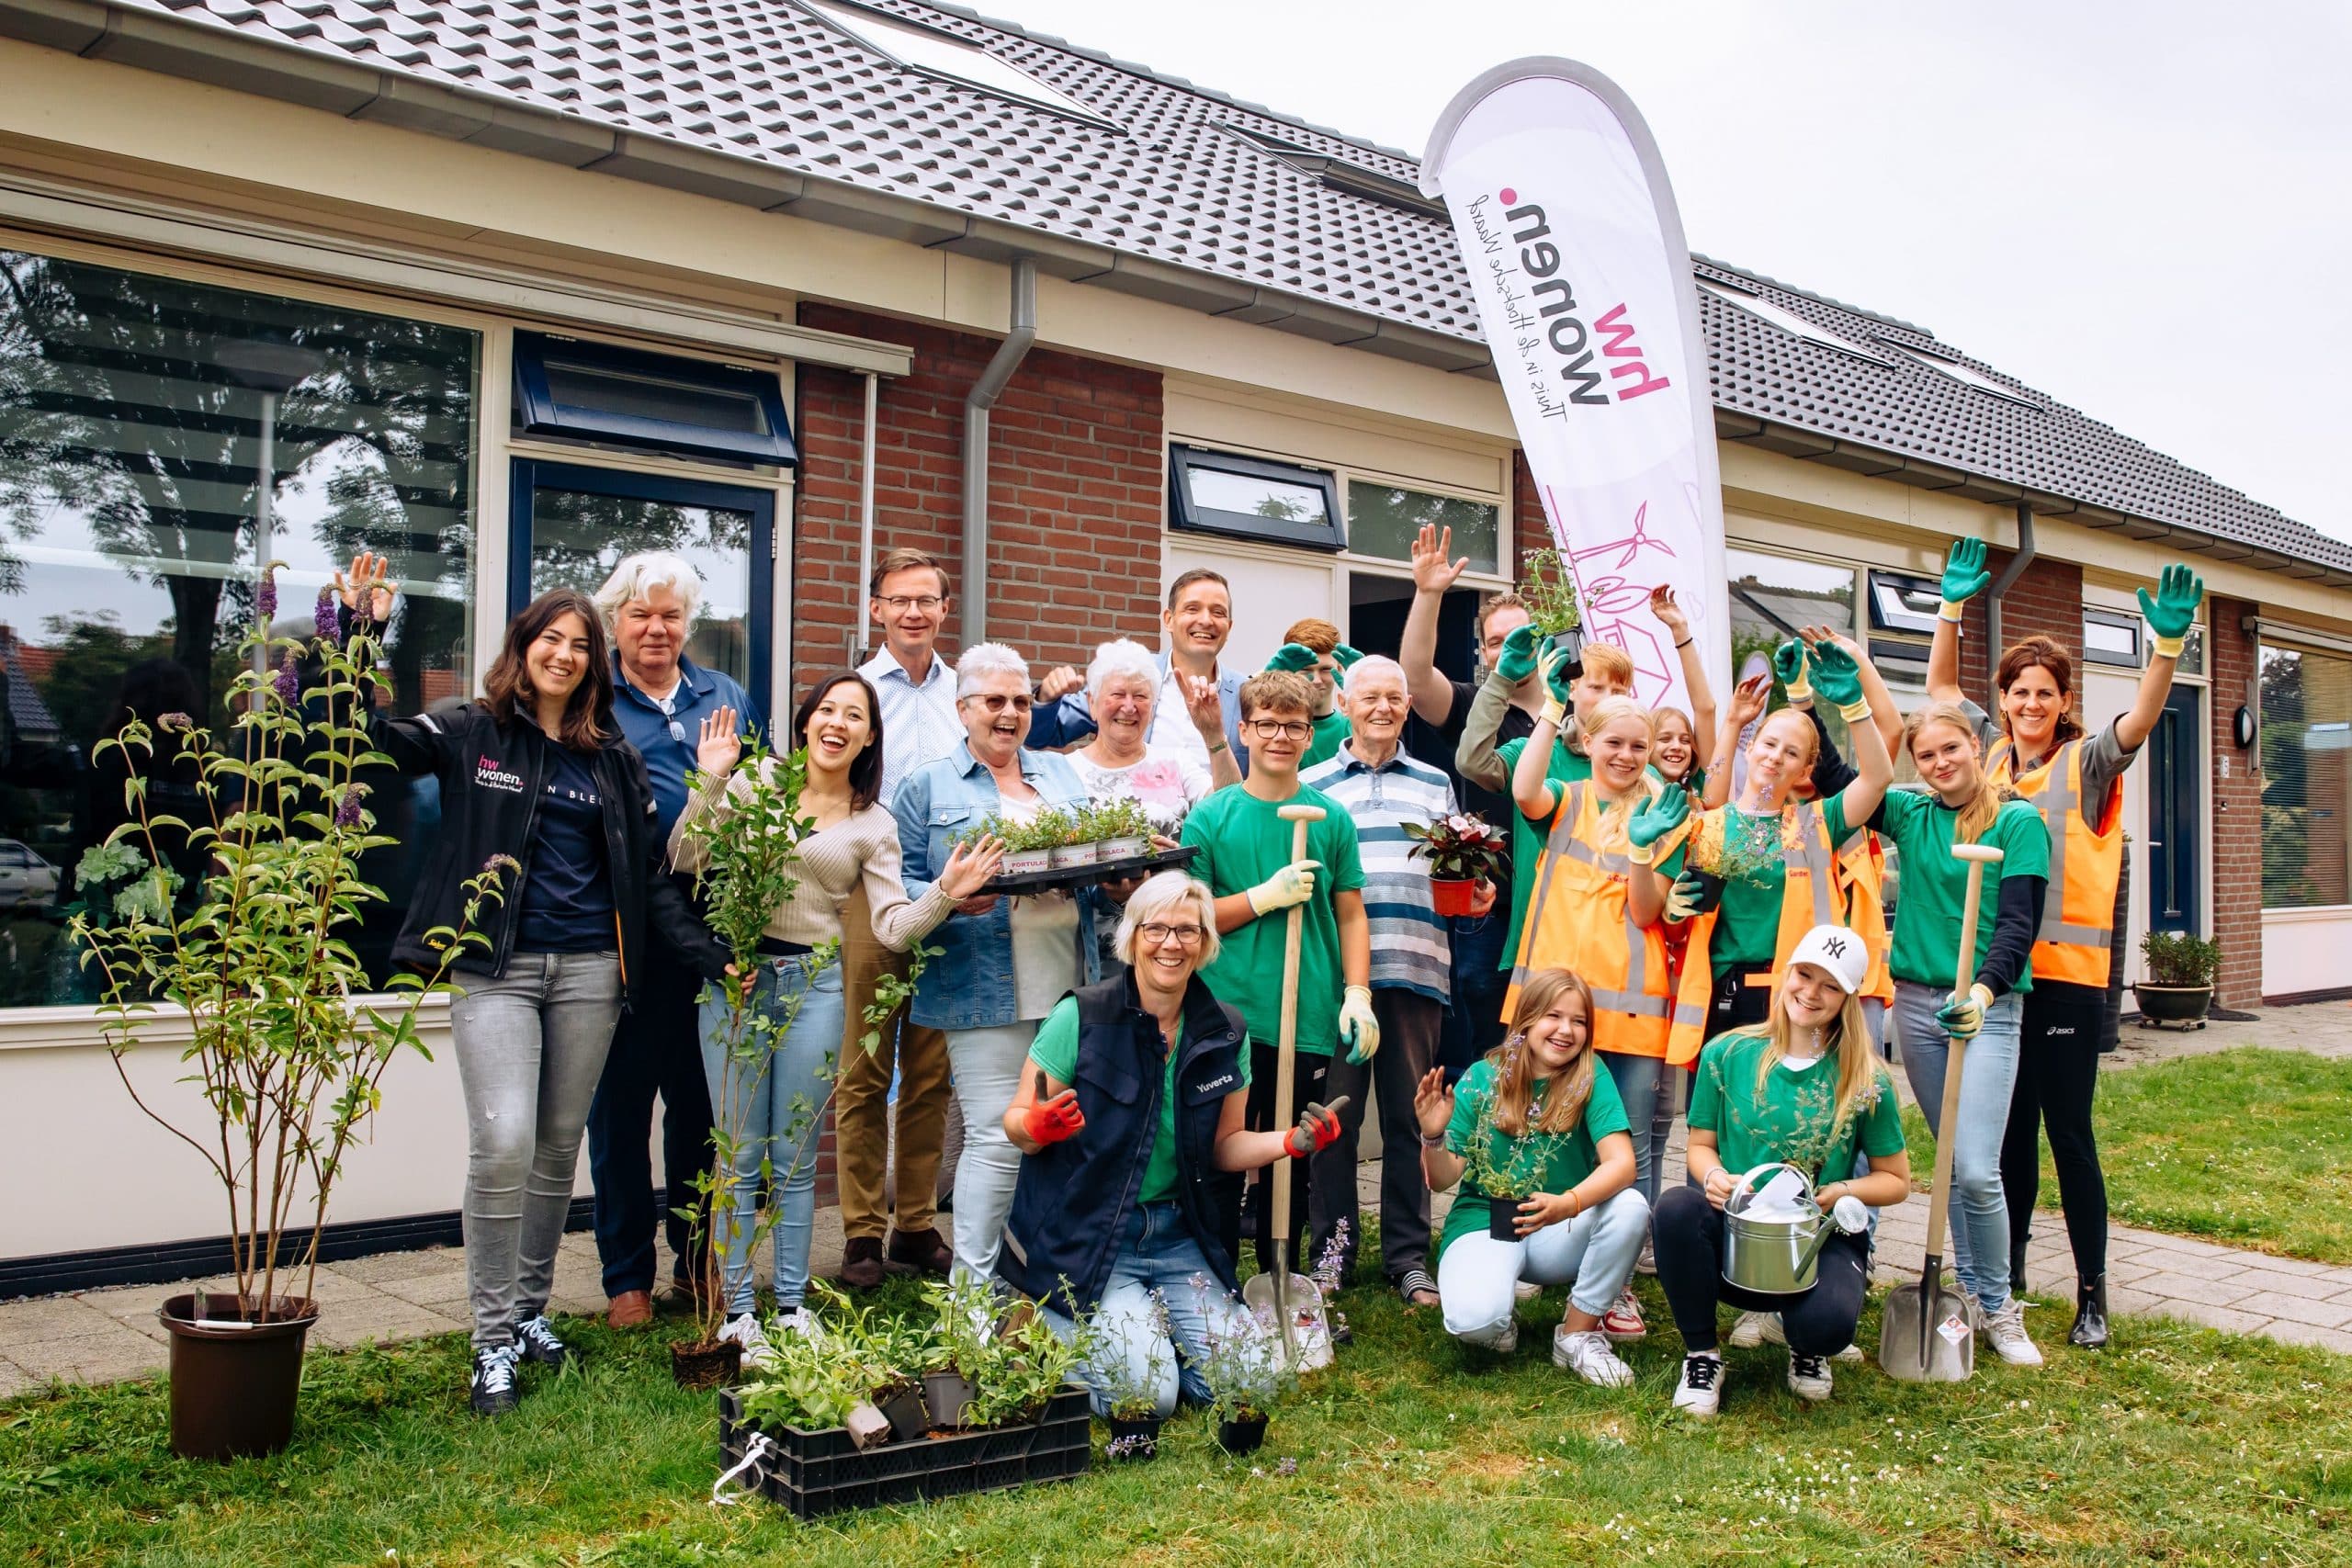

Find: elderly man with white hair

[891,642,1102,1283]
[585,550,761,1330]
[1300,653,1493,1309]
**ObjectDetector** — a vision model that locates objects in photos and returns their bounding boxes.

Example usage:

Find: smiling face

[1744,709,1817,807]
[1343,665,1408,750]
[614,584,687,690]
[1652,712,1696,779]
[870,563,948,666]
[1164,579,1232,666]
[1909,716,1983,802]
[526,611,594,704]
[1781,961,1846,1031]
[1522,986,1589,1072]
[1093,671,1156,757]
[1589,711,1652,792]
[1241,699,1312,781]
[958,666,1031,770]
[1999,661,2066,752]
[802,678,875,775]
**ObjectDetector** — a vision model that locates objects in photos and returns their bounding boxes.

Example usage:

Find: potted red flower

[1403,811,1508,919]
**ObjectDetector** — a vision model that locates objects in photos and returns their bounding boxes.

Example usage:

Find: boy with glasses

[1180,671,1374,1291]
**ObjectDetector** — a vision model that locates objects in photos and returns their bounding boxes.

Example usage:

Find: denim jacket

[892,740,1103,1030]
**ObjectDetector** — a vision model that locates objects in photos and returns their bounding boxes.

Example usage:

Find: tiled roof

[29,0,2348,574]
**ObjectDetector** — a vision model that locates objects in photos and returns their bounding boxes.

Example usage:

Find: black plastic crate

[717,1384,1091,1519]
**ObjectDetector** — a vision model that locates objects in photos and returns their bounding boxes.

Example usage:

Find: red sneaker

[1600,1286,1647,1343]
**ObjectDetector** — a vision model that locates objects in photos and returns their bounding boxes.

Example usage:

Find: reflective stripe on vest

[1990,736,2121,985]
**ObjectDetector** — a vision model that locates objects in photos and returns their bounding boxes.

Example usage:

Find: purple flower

[1275,1456,1298,1477]
[314,590,339,641]
[334,784,368,828]
[157,712,193,733]
[255,571,277,623]
[273,651,300,705]
[482,853,520,878]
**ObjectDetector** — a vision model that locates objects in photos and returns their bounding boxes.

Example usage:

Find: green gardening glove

[1771,638,1812,704]
[1939,538,1991,616]
[1332,643,1364,671]
[1264,642,1318,674]
[1495,624,1540,683]
[2137,563,2203,655]
[1627,783,1690,857]
[1666,867,1721,924]
[1540,641,1577,711]
[1808,638,1864,711]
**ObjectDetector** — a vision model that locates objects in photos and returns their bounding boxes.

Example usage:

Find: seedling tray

[718,1384,1091,1519]
[980,844,1198,896]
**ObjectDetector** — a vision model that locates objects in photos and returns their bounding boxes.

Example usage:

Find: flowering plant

[1520,546,1584,637]
[1194,1297,1296,1425]
[69,567,501,1323]
[1402,811,1509,883]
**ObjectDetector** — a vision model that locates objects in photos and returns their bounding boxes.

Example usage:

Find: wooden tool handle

[1270,811,1314,1250]
[1920,856,1989,1262]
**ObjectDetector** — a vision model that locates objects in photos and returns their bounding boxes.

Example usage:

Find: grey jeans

[450,951,623,1348]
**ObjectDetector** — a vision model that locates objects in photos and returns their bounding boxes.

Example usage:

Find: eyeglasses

[966,692,1033,714]
[1138,922,1205,948]
[876,594,944,613]
[1247,718,1311,741]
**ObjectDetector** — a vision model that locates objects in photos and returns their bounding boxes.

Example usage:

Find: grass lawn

[6,1269,2349,1566]
[1901,1046,2352,1266]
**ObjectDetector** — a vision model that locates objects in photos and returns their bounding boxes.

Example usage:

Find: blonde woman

[1413,967,1645,1384]
[1659,925,1913,1416]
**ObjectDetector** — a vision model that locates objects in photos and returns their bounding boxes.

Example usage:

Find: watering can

[1721,1162,1871,1296]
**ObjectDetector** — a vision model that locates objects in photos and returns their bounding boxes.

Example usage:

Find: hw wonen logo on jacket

[474,757,526,794]
[1465,189,1670,420]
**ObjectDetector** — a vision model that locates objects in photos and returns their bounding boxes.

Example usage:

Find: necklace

[1718,806,1785,886]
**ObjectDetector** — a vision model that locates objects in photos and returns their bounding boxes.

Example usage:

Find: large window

[1347,481,1499,573]
[1725,546,1861,773]
[0,249,478,1007]
[2261,644,2352,909]
[1169,445,1344,552]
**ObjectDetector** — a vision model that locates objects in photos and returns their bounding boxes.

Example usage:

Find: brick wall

[2209,594,2264,1008]
[1512,450,1544,568]
[789,304,1166,1207]
[1955,549,2083,706]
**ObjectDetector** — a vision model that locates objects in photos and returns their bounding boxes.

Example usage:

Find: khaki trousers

[834,881,953,1241]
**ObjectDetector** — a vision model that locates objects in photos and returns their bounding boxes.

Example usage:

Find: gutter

[1984,501,2036,694]
[961,257,1036,650]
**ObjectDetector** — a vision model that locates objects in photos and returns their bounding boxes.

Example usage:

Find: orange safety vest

[1508,780,1709,1065]
[1987,735,2122,987]
[1677,799,1895,1005]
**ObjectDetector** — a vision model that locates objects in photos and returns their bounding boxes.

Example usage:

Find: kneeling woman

[1415,967,1647,1384]
[1000,872,1344,1418]
[1657,925,1912,1417]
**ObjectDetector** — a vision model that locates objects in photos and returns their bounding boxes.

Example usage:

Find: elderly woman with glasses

[1002,872,1336,1418]
[893,642,1103,1284]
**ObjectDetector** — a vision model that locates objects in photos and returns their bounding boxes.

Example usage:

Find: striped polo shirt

[1302,740,1455,1005]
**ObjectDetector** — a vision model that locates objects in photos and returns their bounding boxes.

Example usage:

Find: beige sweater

[668,764,955,953]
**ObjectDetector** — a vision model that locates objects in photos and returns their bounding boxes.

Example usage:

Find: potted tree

[2135,931,2221,1028]
[71,570,500,1460]
[1403,811,1509,918]
[1521,545,1585,664]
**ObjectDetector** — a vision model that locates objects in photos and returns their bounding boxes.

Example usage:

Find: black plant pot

[160,1292,317,1461]
[1216,1415,1268,1455]
[2132,983,2213,1027]
[1546,626,1586,671]
[878,1385,930,1441]
[922,1371,976,1429]
[1106,1415,1162,1461]
[1489,1195,1522,1241]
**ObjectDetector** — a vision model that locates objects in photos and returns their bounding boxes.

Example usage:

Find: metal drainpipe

[851,369,879,664]
[1984,501,2037,700]
[960,256,1038,649]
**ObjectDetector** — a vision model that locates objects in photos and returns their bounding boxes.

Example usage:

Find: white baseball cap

[1786,924,1870,995]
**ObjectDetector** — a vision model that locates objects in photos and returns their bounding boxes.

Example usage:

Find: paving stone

[2123,1270,2236,1303]
[0,1296,119,1341]
[2102,1285,2165,1316]
[329,1247,463,1285]
[70,1288,174,1345]
[2151,1300,2276,1336]
[373,1269,472,1308]
[2208,1251,2342,1278]
[2259,1320,2352,1355]
[309,1298,465,1353]
[2221,1266,2352,1303]
[2124,1249,2250,1283]
[2252,1294,2352,1331]
[9,1327,168,1383]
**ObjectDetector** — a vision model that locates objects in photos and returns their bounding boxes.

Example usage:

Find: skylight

[802,1,1112,129]
[1888,344,2045,411]
[1697,279,1895,367]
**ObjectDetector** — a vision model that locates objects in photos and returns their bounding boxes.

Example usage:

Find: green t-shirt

[1027,997,1252,1206]
[1180,783,1366,1055]
[1435,1055,1629,1258]
[1689,1026,1905,1185]
[1301,709,1351,770]
[1871,792,2051,992]
[1671,794,1855,979]
[1492,734,1588,972]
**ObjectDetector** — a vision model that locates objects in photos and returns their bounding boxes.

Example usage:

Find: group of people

[328,515,2201,1423]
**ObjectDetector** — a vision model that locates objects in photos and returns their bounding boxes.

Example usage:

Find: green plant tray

[718,1383,1091,1519]
[980,844,1199,897]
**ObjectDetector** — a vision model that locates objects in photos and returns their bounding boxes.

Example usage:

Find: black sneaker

[514,1314,571,1370]
[469,1345,520,1416]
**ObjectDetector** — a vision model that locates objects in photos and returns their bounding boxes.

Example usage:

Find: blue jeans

[1039,1202,1252,1418]
[1600,1053,1667,1206]
[1438,1187,1650,1344]
[1443,910,1510,1082]
[1893,980,2023,1314]
[697,956,844,1314]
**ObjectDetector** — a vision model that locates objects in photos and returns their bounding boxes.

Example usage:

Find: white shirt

[1148,661,1222,772]
[859,647,963,809]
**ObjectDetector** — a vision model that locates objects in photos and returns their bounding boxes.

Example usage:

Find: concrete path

[6,1002,2348,1394]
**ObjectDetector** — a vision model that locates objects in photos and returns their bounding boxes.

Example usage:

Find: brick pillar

[1962,550,2082,709]
[2208,594,2263,1008]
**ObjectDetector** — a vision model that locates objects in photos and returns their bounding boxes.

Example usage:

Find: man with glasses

[588,552,762,1329]
[1180,671,1374,1293]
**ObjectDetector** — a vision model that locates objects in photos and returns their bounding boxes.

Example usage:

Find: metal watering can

[1722,1163,1871,1296]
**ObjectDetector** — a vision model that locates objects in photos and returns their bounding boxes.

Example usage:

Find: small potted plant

[1092,796,1152,864]
[1045,806,1097,870]
[961,1303,1091,1432]
[1461,1041,1572,1242]
[1196,1303,1295,1456]
[986,813,1051,878]
[919,1276,997,1428]
[2135,931,2221,1027]
[1092,1294,1174,1461]
[1521,545,1585,664]
[1403,811,1508,918]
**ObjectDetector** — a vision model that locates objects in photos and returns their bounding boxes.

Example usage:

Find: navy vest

[999,973,1248,1314]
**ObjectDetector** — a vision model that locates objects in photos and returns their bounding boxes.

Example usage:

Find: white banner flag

[1421,59,1726,713]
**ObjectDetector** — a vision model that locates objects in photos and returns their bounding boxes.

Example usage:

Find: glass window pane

[1347,482,1499,572]
[2262,645,2352,909]
[543,356,767,435]
[526,488,753,688]
[0,249,478,1008]
[1723,547,1862,787]
[2083,614,2142,667]
[2176,624,2206,677]
[1186,467,1330,525]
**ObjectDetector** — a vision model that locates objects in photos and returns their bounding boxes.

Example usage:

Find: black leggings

[2002,989,2109,1280]
[1653,1184,1869,1356]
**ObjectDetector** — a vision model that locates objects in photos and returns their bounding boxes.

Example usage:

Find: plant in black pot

[961,1302,1091,1432]
[1520,545,1585,666]
[2135,931,2222,1028]
[1092,1293,1174,1461]
[1459,1035,1574,1245]
[918,1276,998,1429]
[1196,1302,1296,1457]
[69,568,500,1461]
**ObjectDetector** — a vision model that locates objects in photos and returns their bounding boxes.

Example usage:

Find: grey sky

[1004,0,2352,541]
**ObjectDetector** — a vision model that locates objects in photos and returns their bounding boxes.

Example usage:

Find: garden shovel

[1880,840,2002,1384]
[1265,802,1323,1369]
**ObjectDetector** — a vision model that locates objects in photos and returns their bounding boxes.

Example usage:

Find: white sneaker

[1635,1237,1657,1277]
[1553,1326,1634,1387]
[1982,1299,2044,1367]
[1600,1286,1646,1342]
[1513,1279,1542,1302]
[1485,1317,1519,1354]
[774,1306,824,1343]
[1833,1341,1865,1364]
[1728,1311,1783,1348]
[718,1313,777,1371]
[1786,1350,1833,1402]
[1672,1351,1724,1417]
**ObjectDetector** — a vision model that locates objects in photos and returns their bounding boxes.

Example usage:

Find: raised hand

[1411,522,1470,594]
[334,551,397,622]
[2139,562,2204,650]
[1771,638,1812,703]
[1665,867,1719,923]
[1648,583,1690,637]
[1729,671,1771,728]
[696,707,741,778]
[1412,1066,1454,1141]
[1628,781,1690,851]
[1535,642,1576,713]
[1180,671,1225,739]
[1806,637,1865,711]
[1036,665,1083,703]
[1023,1072,1086,1146]
[1939,538,1992,608]
[1283,1097,1349,1158]
[939,834,1007,900]
[1496,624,1541,684]
[1264,643,1318,674]
[1332,643,1364,671]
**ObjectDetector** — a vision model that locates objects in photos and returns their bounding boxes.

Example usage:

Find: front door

[2146,683,2201,936]
[508,459,775,709]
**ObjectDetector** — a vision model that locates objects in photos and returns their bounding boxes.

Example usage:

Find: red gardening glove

[1283,1099,1346,1158]
[1023,1080,1085,1146]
